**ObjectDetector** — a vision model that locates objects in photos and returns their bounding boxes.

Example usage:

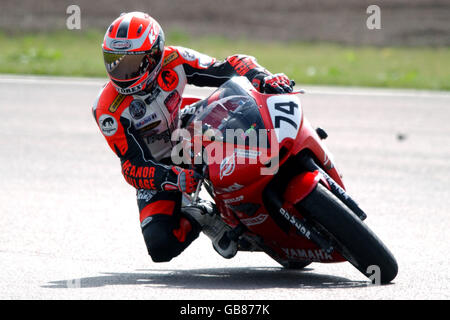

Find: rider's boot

[182,200,238,259]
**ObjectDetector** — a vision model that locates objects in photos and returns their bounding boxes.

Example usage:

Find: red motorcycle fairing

[273,200,346,263]
[203,132,343,262]
[284,170,323,205]
[185,77,347,263]
[253,90,345,189]
[180,96,202,110]
[292,115,345,189]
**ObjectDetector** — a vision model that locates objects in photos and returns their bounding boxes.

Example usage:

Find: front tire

[297,184,398,283]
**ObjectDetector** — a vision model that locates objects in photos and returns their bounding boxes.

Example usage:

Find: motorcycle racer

[93,12,294,263]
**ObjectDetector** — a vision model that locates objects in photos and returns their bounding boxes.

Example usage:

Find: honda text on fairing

[180,77,398,284]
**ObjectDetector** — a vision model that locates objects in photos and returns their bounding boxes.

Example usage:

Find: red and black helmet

[102,12,165,95]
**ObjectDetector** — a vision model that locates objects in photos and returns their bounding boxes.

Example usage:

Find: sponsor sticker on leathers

[157,69,179,91]
[98,114,118,136]
[129,99,146,120]
[109,94,126,113]
[163,51,179,67]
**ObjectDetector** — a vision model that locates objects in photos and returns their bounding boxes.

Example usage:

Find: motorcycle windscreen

[189,81,270,149]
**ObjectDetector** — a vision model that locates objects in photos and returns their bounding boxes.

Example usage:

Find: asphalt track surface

[0,75,449,300]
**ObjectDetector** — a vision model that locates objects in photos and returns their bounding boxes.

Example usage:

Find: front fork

[264,154,368,254]
[265,185,334,254]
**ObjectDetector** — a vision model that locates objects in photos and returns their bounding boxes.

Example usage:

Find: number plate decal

[266,95,302,143]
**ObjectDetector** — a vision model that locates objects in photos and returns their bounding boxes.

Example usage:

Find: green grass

[1,29,449,90]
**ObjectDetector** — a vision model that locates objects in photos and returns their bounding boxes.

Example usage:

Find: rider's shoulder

[162,46,215,70]
[93,81,133,117]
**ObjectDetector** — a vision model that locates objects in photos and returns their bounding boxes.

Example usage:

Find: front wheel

[297,184,398,283]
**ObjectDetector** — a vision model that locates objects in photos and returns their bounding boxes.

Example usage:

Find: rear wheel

[297,184,398,283]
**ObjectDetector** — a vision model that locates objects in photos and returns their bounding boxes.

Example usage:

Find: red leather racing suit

[93,46,271,262]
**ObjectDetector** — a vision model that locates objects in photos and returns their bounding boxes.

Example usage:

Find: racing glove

[259,73,294,94]
[171,166,200,193]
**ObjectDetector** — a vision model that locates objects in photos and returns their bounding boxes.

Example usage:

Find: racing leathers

[93,46,279,262]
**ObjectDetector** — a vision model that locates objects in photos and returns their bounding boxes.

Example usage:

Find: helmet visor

[103,47,162,82]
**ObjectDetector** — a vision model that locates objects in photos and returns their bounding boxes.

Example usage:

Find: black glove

[261,73,294,94]
[171,166,201,193]
[180,100,204,128]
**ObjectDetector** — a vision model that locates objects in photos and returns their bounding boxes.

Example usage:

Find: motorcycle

[178,76,398,284]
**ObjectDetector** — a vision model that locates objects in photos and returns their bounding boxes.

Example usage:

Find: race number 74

[267,95,302,143]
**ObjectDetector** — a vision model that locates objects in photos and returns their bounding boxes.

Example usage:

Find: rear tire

[297,184,398,283]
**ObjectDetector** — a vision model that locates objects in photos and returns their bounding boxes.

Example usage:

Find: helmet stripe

[116,14,132,38]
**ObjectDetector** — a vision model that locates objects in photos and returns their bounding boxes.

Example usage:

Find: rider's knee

[144,228,174,262]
